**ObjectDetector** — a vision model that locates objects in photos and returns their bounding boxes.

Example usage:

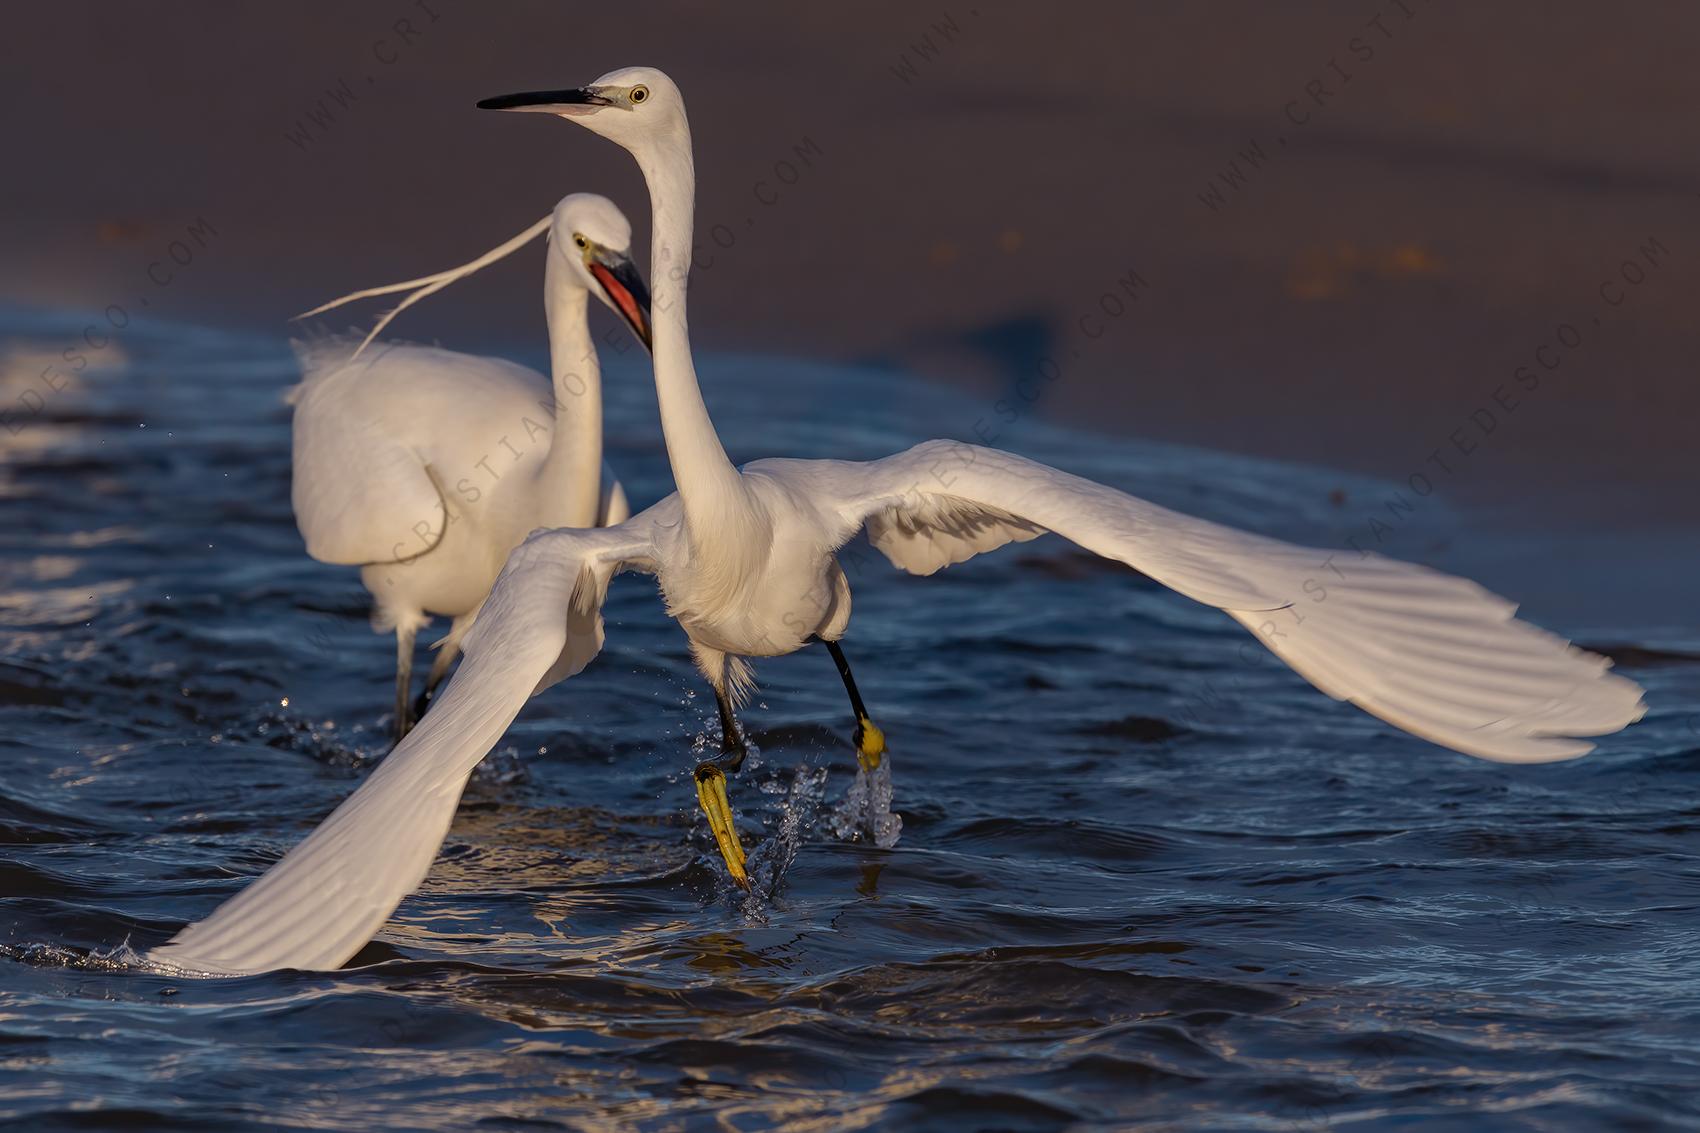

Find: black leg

[716,684,747,765]
[392,624,417,745]
[824,639,886,770]
[411,641,457,724]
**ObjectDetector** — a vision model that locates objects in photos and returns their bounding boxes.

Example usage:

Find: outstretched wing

[798,440,1645,764]
[150,525,649,976]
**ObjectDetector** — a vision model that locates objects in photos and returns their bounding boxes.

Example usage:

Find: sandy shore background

[3,1,1694,543]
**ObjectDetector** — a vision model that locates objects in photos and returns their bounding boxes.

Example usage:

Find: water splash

[470,745,529,787]
[743,764,830,905]
[828,758,903,848]
[0,940,150,972]
[223,702,381,771]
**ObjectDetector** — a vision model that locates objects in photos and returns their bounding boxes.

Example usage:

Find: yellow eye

[629,85,649,104]
[572,234,588,249]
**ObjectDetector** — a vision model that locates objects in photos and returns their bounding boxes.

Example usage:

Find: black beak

[589,253,653,352]
[476,88,611,113]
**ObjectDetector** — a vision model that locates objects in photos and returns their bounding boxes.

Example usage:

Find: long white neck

[633,127,745,528]
[534,249,604,528]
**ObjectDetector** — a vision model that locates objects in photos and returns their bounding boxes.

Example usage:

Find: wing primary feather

[823,440,1645,764]
[147,529,626,976]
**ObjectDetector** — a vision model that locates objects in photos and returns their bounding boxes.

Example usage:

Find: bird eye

[629,85,649,104]
[572,234,588,249]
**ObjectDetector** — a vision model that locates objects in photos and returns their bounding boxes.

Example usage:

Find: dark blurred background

[2,0,1695,535]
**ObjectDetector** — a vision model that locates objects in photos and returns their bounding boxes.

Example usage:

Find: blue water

[1,305,1697,1131]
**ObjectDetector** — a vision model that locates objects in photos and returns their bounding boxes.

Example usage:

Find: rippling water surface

[1,306,1697,1131]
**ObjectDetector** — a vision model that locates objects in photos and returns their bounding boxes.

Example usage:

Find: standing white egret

[289,193,651,740]
[148,68,1644,976]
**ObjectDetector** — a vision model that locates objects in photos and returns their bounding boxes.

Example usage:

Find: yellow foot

[854,716,886,771]
[693,763,749,888]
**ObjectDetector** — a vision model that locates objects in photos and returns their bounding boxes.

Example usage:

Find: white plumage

[287,193,650,737]
[151,525,623,975]
[149,67,1644,976]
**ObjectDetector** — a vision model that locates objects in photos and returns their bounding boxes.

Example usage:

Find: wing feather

[150,526,643,975]
[288,340,572,565]
[813,440,1644,763]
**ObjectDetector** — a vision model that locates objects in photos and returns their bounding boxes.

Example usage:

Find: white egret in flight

[288,193,651,740]
[148,69,1644,976]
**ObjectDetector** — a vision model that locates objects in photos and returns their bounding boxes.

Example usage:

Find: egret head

[552,192,651,349]
[478,66,688,156]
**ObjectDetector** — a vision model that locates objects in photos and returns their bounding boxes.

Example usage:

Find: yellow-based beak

[693,763,748,888]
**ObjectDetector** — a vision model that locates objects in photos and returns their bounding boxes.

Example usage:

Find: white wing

[289,340,566,565]
[792,440,1645,763]
[150,524,650,976]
